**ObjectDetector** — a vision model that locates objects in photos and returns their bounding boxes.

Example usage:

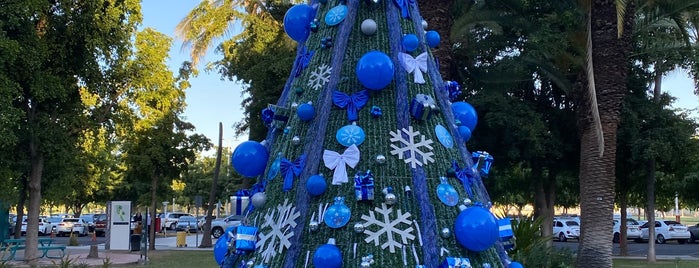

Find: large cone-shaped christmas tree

[222,0,517,267]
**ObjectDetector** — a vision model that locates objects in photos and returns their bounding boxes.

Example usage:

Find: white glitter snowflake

[389,126,435,168]
[361,203,415,253]
[256,199,300,263]
[308,64,332,90]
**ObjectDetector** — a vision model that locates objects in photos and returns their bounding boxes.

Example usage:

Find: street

[555,241,699,257]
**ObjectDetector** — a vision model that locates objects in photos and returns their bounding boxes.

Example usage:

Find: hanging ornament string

[294,46,314,77]
[332,90,369,122]
[392,0,415,19]
[451,160,474,198]
[281,154,307,192]
[399,52,428,84]
[323,144,360,185]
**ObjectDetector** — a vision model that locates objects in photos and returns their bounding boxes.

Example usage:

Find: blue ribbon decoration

[294,46,314,77]
[451,160,474,198]
[332,90,369,121]
[281,154,306,192]
[393,0,415,19]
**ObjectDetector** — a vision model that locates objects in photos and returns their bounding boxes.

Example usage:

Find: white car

[210,215,243,239]
[553,218,580,242]
[20,217,52,236]
[55,218,88,237]
[639,220,690,244]
[612,218,641,243]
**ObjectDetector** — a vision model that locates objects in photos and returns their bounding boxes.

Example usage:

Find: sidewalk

[2,233,212,267]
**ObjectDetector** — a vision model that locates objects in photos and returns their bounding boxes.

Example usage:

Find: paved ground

[3,233,211,267]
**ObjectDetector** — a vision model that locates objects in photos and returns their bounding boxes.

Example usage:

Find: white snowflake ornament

[256,199,301,263]
[389,126,435,168]
[361,203,416,253]
[308,64,332,91]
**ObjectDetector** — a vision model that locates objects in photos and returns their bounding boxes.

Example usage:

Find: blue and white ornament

[325,5,348,26]
[324,196,351,228]
[435,124,454,149]
[267,152,282,180]
[336,122,365,147]
[437,177,459,206]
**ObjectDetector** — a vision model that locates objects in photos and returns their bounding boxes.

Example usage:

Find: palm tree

[417,0,455,79]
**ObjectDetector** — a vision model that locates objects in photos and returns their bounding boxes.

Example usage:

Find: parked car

[553,218,580,242]
[20,217,53,236]
[175,216,199,232]
[612,218,641,243]
[197,215,216,230]
[46,217,63,234]
[159,212,193,231]
[80,214,96,233]
[94,213,107,237]
[639,220,690,244]
[211,215,244,239]
[55,218,88,237]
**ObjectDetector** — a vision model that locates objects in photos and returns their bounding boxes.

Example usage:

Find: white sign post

[108,201,131,250]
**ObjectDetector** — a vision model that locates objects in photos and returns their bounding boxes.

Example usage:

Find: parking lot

[555,240,699,257]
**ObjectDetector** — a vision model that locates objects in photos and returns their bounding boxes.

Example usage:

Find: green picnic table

[1,238,65,261]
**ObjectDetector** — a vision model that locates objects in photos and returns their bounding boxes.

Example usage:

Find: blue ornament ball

[425,30,441,48]
[402,34,419,52]
[458,125,472,142]
[356,51,394,90]
[306,174,327,196]
[312,243,343,268]
[454,206,499,252]
[509,262,524,268]
[451,101,478,131]
[283,4,314,42]
[231,141,269,178]
[213,230,232,265]
[297,103,315,122]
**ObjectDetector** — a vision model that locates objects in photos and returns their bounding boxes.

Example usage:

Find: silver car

[175,216,199,232]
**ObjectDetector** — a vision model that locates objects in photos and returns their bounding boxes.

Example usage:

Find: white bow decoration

[399,52,429,84]
[323,144,360,185]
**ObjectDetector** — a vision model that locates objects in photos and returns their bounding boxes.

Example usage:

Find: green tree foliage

[180,146,244,211]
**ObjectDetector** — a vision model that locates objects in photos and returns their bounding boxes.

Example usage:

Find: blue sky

[140,1,699,153]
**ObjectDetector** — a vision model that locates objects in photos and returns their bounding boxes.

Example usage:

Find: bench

[1,244,25,261]
[38,245,66,259]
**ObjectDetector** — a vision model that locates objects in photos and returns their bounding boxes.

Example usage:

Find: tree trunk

[576,0,635,266]
[13,175,27,239]
[619,192,629,256]
[200,123,223,248]
[646,158,657,262]
[25,142,44,263]
[148,175,159,251]
[534,169,556,247]
[417,0,454,79]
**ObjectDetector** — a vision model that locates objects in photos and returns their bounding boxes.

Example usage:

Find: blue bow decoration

[261,108,275,127]
[294,46,314,77]
[332,90,369,122]
[472,151,494,177]
[393,0,415,19]
[444,81,462,102]
[451,160,474,198]
[281,154,306,192]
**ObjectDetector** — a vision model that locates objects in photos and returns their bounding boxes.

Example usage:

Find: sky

[140,1,699,154]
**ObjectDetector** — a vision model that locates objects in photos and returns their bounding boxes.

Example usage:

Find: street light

[162,202,169,215]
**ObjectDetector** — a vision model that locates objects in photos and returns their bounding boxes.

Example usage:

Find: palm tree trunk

[148,175,159,251]
[199,122,223,248]
[576,0,635,267]
[619,193,628,255]
[646,159,656,262]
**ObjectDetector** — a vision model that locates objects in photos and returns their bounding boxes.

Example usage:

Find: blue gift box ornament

[409,94,438,121]
[472,151,494,177]
[266,104,291,129]
[438,257,472,268]
[231,194,250,216]
[354,170,375,201]
[235,225,258,252]
[498,218,515,250]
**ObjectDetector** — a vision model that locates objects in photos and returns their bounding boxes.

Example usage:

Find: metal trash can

[176,231,187,247]
[130,234,141,251]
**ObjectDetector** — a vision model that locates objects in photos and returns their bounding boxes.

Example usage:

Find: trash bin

[130,234,141,251]
[154,217,161,233]
[176,231,187,247]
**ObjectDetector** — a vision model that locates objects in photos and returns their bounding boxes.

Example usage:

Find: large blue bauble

[297,103,315,122]
[458,125,472,142]
[454,206,498,252]
[509,261,524,268]
[402,34,419,52]
[283,4,314,42]
[312,243,343,268]
[231,141,269,178]
[451,101,478,131]
[306,174,327,196]
[425,30,441,48]
[213,232,231,265]
[356,51,394,90]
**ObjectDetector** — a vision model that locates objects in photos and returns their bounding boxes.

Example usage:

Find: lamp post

[675,193,680,222]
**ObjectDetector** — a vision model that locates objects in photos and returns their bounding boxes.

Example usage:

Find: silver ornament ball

[375,154,386,164]
[421,19,428,29]
[246,261,255,268]
[292,136,301,145]
[309,220,319,232]
[251,192,267,208]
[361,19,378,35]
[463,197,473,206]
[353,222,365,233]
[440,227,451,238]
[291,102,299,109]
[361,262,371,268]
[384,193,397,205]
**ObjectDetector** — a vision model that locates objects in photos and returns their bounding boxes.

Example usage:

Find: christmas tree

[220,0,519,267]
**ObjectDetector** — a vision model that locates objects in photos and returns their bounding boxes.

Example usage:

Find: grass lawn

[614,259,699,268]
[132,250,217,268]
